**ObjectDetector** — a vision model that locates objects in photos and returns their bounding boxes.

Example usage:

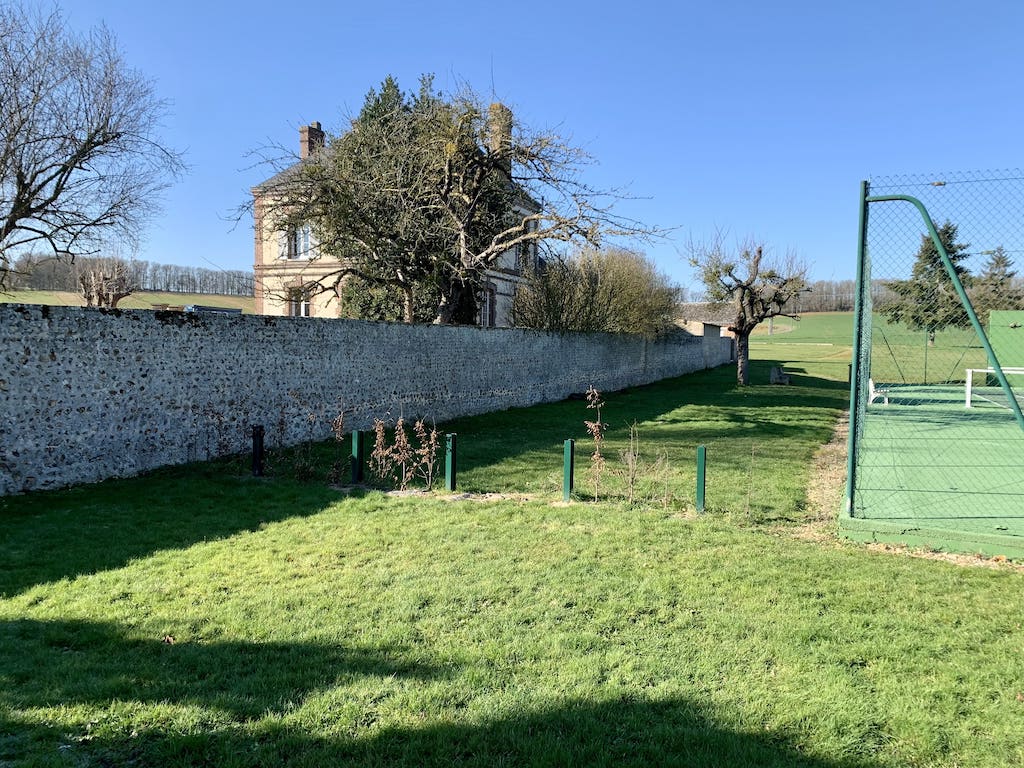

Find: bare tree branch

[0,3,185,289]
[689,234,808,385]
[245,75,665,324]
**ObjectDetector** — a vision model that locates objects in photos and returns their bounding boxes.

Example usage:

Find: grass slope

[2,325,1023,767]
[1,289,255,313]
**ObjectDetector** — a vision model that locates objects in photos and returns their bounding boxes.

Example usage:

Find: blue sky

[70,0,1023,295]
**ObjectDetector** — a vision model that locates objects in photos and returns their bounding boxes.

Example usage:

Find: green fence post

[445,433,457,491]
[696,445,707,514]
[846,179,871,517]
[350,430,364,484]
[563,439,575,501]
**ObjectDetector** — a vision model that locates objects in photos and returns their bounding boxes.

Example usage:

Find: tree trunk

[434,277,478,325]
[735,330,751,386]
[402,286,415,324]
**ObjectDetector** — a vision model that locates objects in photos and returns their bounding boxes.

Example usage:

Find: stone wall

[0,305,733,495]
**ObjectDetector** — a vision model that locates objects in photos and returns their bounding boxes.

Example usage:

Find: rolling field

[1,289,255,313]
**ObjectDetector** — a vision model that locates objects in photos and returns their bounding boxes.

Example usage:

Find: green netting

[847,172,1024,553]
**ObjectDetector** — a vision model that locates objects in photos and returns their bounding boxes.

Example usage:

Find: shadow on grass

[450,362,848,479]
[0,464,341,599]
[0,621,880,768]
[0,363,848,598]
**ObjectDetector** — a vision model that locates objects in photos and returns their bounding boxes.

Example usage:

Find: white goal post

[965,368,1024,407]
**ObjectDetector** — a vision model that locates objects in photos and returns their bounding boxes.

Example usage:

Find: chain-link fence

[845,172,1024,554]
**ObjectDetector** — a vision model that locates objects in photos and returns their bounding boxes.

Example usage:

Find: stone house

[679,302,737,339]
[252,107,540,326]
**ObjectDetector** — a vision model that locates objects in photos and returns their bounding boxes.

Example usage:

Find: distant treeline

[794,279,858,313]
[8,254,254,296]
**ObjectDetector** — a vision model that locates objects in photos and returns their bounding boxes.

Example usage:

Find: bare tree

[0,3,184,289]
[689,238,808,385]
[77,257,135,307]
[252,75,660,324]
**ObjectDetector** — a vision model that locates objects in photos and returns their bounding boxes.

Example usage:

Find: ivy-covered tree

[883,220,972,344]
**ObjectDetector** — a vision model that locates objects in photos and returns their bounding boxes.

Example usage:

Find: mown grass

[755,310,992,385]
[2,327,1023,767]
[0,289,255,313]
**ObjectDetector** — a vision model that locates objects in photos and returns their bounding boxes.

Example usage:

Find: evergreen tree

[971,246,1023,322]
[883,220,972,344]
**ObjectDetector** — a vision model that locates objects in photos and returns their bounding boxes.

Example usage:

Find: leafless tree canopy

[77,258,135,308]
[0,3,184,288]
[689,237,808,385]
[251,75,661,324]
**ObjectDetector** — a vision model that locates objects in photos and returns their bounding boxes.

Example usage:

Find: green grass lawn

[751,311,854,345]
[0,289,255,313]
[2,325,1024,767]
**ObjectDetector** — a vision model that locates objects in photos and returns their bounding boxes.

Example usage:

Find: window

[281,224,312,260]
[516,219,539,272]
[287,286,311,317]
[478,283,497,327]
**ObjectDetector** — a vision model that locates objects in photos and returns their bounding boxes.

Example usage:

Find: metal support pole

[696,445,706,514]
[350,430,364,484]
[845,180,871,516]
[563,439,575,501]
[445,433,457,491]
[251,424,265,477]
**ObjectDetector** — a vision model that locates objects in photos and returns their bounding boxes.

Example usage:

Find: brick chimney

[487,103,513,175]
[299,121,324,159]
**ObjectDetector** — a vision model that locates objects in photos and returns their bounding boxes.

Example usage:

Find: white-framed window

[280,224,313,260]
[287,286,312,317]
[478,282,497,327]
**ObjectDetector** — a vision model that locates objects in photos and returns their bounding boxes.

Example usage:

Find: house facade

[252,122,342,318]
[253,111,539,326]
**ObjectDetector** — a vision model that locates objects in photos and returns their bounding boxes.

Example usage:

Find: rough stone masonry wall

[0,305,732,495]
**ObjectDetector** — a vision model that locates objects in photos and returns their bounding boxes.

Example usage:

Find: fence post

[445,433,457,491]
[350,430,364,484]
[696,445,706,513]
[563,439,575,501]
[251,424,265,477]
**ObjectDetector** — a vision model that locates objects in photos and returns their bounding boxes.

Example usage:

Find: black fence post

[251,424,265,477]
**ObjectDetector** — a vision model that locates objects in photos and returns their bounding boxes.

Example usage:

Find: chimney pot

[487,103,513,175]
[299,121,325,160]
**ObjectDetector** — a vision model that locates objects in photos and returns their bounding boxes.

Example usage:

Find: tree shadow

[0,621,882,768]
[0,465,341,598]
[0,364,849,598]
[450,364,848,480]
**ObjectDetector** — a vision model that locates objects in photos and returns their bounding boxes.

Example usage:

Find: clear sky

[69,0,1023,296]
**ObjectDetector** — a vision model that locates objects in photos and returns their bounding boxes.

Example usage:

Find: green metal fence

[844,172,1024,557]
